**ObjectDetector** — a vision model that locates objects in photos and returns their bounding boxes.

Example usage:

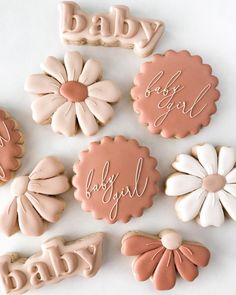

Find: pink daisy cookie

[73,136,160,223]
[25,51,121,136]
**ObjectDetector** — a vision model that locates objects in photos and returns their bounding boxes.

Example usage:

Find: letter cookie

[72,136,160,223]
[121,229,210,290]
[0,233,104,294]
[131,50,220,138]
[0,156,70,236]
[166,143,236,227]
[0,109,23,185]
[59,2,165,57]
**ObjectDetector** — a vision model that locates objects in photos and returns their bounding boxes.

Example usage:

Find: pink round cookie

[72,136,160,223]
[131,50,220,138]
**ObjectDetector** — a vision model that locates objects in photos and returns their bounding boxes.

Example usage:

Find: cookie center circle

[161,232,183,250]
[60,81,88,102]
[10,176,29,197]
[202,174,226,192]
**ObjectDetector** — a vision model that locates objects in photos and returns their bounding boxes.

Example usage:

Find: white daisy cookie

[165,143,236,227]
[24,51,121,136]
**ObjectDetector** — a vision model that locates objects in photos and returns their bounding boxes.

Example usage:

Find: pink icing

[202,174,226,192]
[60,81,88,102]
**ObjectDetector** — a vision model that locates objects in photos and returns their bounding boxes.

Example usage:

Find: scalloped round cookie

[0,109,24,185]
[72,136,160,223]
[131,50,220,138]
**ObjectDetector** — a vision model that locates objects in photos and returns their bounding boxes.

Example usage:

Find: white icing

[25,74,60,94]
[88,80,121,102]
[79,59,102,86]
[226,168,236,183]
[172,154,207,178]
[224,184,236,197]
[41,56,67,84]
[218,146,236,176]
[175,188,207,222]
[64,51,83,81]
[165,174,202,196]
[195,144,217,174]
[85,97,114,124]
[198,192,224,227]
[75,102,98,136]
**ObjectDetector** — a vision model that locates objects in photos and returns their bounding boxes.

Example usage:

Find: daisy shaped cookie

[166,144,236,227]
[25,51,121,136]
[0,156,70,236]
[121,229,210,291]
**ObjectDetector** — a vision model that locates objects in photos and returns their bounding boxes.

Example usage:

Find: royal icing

[121,229,210,290]
[72,136,160,223]
[131,50,220,138]
[59,2,165,57]
[0,110,23,184]
[24,51,121,137]
[0,156,70,236]
[0,233,104,295]
[166,144,236,227]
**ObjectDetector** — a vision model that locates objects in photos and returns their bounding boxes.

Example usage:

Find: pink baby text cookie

[131,50,220,138]
[73,136,160,223]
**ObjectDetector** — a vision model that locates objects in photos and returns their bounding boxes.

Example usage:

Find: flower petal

[194,144,217,174]
[17,195,46,236]
[174,250,198,281]
[31,93,66,124]
[79,59,102,86]
[165,174,202,196]
[218,190,236,220]
[218,146,236,176]
[172,154,207,178]
[88,80,121,103]
[133,247,165,281]
[29,156,65,180]
[152,250,176,290]
[64,51,83,81]
[179,242,210,267]
[85,97,114,124]
[26,192,66,223]
[40,56,67,84]
[224,184,236,197]
[226,168,236,183]
[75,102,98,136]
[51,102,77,136]
[175,188,207,222]
[25,74,60,94]
[28,175,70,195]
[198,192,224,227]
[0,198,19,236]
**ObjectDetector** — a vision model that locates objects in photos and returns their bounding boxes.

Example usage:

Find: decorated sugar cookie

[25,51,121,136]
[131,50,220,138]
[121,229,210,291]
[0,233,104,294]
[0,156,70,236]
[0,109,23,185]
[72,136,160,223]
[59,2,165,57]
[166,144,236,227]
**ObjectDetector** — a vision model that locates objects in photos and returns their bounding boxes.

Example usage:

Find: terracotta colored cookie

[0,233,104,295]
[0,156,70,236]
[73,136,160,223]
[166,143,236,227]
[131,50,220,138]
[0,109,23,185]
[121,229,210,291]
[24,51,121,136]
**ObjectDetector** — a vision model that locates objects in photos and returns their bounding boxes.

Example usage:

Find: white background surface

[0,0,236,294]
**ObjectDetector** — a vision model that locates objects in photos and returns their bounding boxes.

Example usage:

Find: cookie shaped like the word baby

[131,50,220,138]
[0,156,70,236]
[25,51,121,136]
[0,109,23,185]
[73,136,160,223]
[121,229,210,291]
[0,233,104,295]
[166,144,236,227]
[59,2,165,57]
